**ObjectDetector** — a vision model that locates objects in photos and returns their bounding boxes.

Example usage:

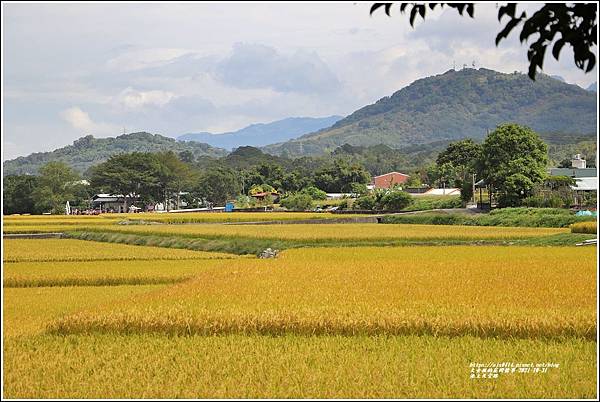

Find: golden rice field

[122,211,372,223]
[3,238,243,262]
[3,211,367,226]
[3,217,121,226]
[2,225,78,233]
[3,285,167,338]
[3,259,234,288]
[3,239,244,287]
[5,334,595,398]
[2,234,597,398]
[49,246,596,339]
[79,222,567,241]
[1,212,372,234]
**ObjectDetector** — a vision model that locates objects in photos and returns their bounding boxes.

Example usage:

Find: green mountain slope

[3,132,227,176]
[263,68,597,156]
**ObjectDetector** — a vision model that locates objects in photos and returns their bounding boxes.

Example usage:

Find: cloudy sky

[2,2,597,160]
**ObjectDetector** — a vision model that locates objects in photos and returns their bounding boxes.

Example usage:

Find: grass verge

[382,207,596,228]
[63,230,594,255]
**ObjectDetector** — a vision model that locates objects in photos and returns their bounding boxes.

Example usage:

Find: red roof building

[250,191,279,200]
[372,172,410,189]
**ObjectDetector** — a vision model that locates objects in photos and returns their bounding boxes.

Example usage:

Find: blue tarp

[575,210,596,216]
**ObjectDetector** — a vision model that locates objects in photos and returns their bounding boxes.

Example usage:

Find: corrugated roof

[373,172,410,178]
[250,192,278,197]
[93,193,125,198]
[92,197,123,203]
[571,177,598,191]
[549,168,597,178]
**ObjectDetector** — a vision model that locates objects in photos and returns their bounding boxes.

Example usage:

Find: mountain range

[3,68,597,176]
[177,116,342,150]
[263,68,597,156]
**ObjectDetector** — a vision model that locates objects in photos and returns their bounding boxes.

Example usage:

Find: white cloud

[60,107,95,131]
[115,87,176,109]
[60,107,118,136]
[105,48,193,72]
[3,2,597,159]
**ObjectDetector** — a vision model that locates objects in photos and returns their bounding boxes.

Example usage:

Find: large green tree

[436,139,482,180]
[89,153,164,209]
[314,159,371,193]
[436,138,483,201]
[3,175,39,215]
[478,124,548,207]
[32,162,80,214]
[193,167,241,205]
[155,151,196,210]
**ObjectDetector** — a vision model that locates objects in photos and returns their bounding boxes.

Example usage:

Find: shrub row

[382,208,596,228]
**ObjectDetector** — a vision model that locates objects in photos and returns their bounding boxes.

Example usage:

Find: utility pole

[472,173,476,204]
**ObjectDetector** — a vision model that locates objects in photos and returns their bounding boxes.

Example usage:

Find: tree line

[3,123,589,214]
[3,148,373,214]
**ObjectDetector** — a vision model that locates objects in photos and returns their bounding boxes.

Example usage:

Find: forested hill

[263,68,597,156]
[3,132,227,176]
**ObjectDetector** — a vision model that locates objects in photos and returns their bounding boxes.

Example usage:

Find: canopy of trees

[3,124,592,214]
[478,124,548,207]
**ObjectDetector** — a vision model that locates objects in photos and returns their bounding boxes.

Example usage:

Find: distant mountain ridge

[263,68,597,156]
[3,132,227,176]
[178,116,342,150]
[5,69,596,176]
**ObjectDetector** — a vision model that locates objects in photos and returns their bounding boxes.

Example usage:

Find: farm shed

[91,194,128,213]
